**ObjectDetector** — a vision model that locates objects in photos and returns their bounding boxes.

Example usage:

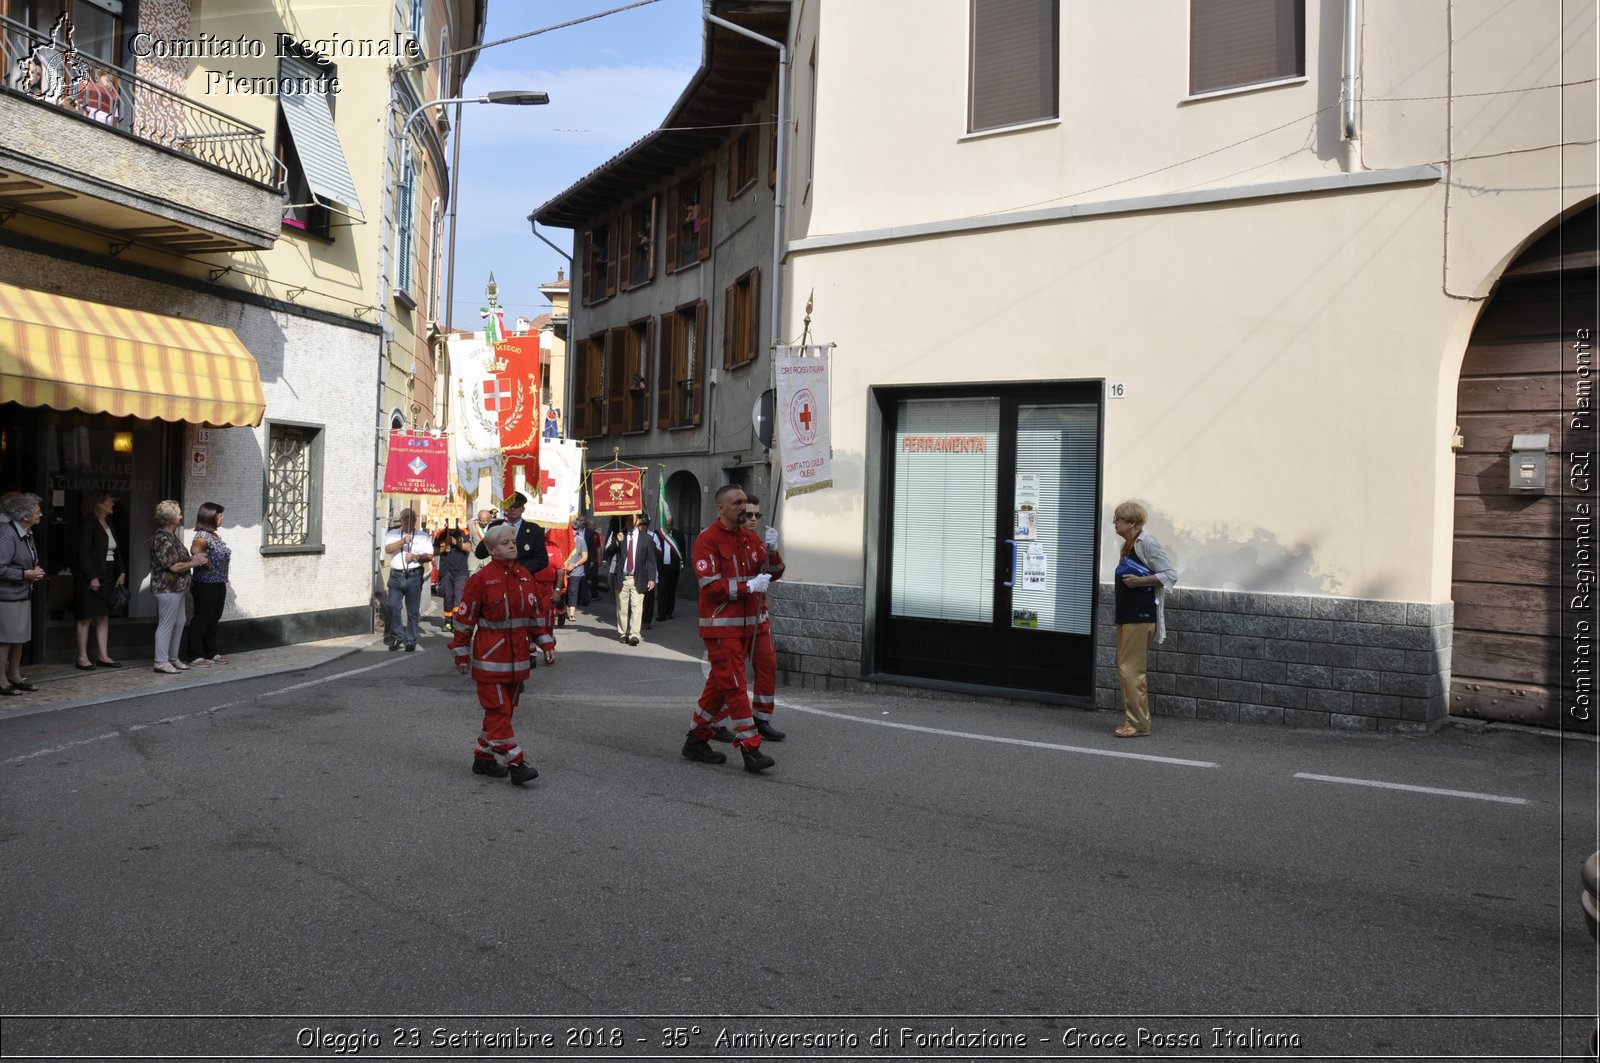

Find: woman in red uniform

[449,524,557,785]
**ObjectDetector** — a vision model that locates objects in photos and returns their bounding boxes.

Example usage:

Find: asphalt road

[0,605,1595,1061]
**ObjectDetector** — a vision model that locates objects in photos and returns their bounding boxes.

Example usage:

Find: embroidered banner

[523,439,584,527]
[776,344,834,498]
[381,430,449,495]
[591,467,644,516]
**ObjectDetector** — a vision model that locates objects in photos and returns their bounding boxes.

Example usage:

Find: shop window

[723,268,760,369]
[666,168,713,272]
[1189,0,1304,95]
[728,130,757,198]
[583,220,617,304]
[264,421,324,551]
[968,0,1058,133]
[620,196,656,290]
[657,301,706,428]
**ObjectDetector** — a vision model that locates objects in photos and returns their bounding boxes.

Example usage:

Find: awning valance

[0,282,265,427]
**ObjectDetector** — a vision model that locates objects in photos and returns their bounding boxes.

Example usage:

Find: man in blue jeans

[383,508,433,651]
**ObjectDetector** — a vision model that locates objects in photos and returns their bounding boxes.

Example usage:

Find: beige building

[0,0,482,661]
[768,0,1597,732]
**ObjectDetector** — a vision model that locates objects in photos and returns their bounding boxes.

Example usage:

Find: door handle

[1003,539,1017,588]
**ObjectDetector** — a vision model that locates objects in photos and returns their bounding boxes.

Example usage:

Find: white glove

[763,526,779,549]
[746,573,772,594]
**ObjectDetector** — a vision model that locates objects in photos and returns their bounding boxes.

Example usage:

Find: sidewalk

[0,632,386,720]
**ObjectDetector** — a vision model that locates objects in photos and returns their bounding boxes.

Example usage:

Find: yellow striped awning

[0,282,265,426]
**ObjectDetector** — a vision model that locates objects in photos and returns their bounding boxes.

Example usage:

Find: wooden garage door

[1452,206,1598,729]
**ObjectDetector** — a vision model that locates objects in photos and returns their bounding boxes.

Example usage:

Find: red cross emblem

[799,402,813,431]
[538,468,557,493]
[483,379,512,414]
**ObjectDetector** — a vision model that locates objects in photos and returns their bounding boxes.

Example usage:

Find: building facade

[533,1,787,549]
[0,0,482,662]
[769,0,1596,732]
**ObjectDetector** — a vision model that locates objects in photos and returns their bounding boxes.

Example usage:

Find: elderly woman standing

[0,493,46,696]
[148,500,208,674]
[1111,500,1178,738]
[74,491,125,670]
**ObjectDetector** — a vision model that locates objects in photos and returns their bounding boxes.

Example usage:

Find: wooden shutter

[582,231,598,305]
[605,327,626,434]
[664,183,680,273]
[1189,0,1305,95]
[586,339,604,436]
[642,196,657,283]
[642,317,656,429]
[656,313,674,429]
[605,220,620,297]
[569,342,588,437]
[747,268,761,364]
[618,212,634,291]
[969,0,1058,133]
[723,282,736,369]
[692,300,706,424]
[696,169,713,261]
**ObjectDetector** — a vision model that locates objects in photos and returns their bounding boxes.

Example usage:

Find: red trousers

[694,636,760,748]
[751,627,776,722]
[474,681,527,766]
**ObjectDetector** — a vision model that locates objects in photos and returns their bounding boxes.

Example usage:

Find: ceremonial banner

[777,345,833,497]
[591,467,644,516]
[382,430,449,495]
[494,335,542,457]
[523,439,584,526]
[448,331,504,493]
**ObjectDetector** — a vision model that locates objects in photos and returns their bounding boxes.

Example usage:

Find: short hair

[154,499,182,528]
[2,492,40,523]
[194,502,225,530]
[744,495,761,507]
[483,524,517,550]
[1114,500,1148,526]
[82,490,115,518]
[714,483,746,504]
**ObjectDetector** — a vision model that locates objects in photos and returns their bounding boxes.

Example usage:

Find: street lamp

[401,90,549,142]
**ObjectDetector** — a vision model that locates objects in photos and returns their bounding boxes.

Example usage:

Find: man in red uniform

[449,524,556,786]
[682,484,775,773]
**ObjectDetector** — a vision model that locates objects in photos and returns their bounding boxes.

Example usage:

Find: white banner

[524,439,584,526]
[776,344,833,498]
[447,331,504,493]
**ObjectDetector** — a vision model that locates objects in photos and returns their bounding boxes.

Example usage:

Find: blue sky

[449,0,707,330]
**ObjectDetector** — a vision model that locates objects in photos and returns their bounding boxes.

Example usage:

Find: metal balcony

[0,13,285,253]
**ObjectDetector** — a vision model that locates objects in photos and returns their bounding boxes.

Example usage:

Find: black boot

[755,720,785,742]
[471,758,508,778]
[741,746,775,773]
[682,731,727,764]
[709,726,735,743]
[507,760,539,785]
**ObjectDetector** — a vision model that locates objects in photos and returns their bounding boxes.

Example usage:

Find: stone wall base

[770,581,1452,733]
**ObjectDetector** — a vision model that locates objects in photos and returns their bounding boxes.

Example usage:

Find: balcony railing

[1,13,283,190]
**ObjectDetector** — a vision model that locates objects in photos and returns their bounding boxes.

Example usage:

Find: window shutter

[969,0,1058,133]
[656,313,673,429]
[571,342,590,437]
[723,283,735,369]
[586,340,604,436]
[665,184,680,273]
[1189,0,1304,95]
[642,317,656,428]
[618,213,634,291]
[643,196,657,282]
[747,269,761,364]
[697,169,713,260]
[692,301,706,424]
[582,231,598,305]
[605,328,626,434]
[606,221,620,296]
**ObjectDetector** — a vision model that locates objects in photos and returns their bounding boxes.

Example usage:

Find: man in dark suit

[472,493,549,579]
[653,517,684,621]
[604,512,658,646]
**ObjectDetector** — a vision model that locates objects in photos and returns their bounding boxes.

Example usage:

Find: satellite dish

[753,389,776,450]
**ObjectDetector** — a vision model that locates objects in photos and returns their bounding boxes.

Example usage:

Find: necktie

[627,533,636,574]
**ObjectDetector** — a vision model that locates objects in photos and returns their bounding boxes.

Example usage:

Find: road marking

[1294,772,1530,804]
[774,700,1218,767]
[2,658,408,765]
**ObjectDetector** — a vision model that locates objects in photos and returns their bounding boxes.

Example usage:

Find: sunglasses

[740,511,762,521]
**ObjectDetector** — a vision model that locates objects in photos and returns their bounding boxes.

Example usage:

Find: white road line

[774,700,1218,767]
[2,658,408,766]
[1294,772,1530,805]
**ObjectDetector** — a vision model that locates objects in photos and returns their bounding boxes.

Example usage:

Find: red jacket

[694,520,777,640]
[756,543,785,633]
[449,558,542,682]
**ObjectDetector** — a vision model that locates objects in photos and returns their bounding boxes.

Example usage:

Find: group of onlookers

[0,490,234,696]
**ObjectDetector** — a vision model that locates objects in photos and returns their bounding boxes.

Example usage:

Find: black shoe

[507,760,538,785]
[74,661,95,671]
[7,680,36,692]
[472,758,508,778]
[389,642,401,652]
[0,685,17,697]
[95,659,122,668]
[755,720,786,742]
[709,726,735,743]
[404,643,416,653]
[627,636,640,646]
[682,732,727,764]
[741,747,775,773]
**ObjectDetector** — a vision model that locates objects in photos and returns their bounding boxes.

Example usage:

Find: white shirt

[385,529,433,572]
[655,530,675,564]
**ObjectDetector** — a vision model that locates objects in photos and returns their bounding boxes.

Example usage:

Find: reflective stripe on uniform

[700,615,760,628]
[698,575,719,588]
[475,617,536,630]
[471,657,530,672]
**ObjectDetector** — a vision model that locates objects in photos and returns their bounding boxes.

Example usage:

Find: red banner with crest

[591,468,644,516]
[382,430,450,495]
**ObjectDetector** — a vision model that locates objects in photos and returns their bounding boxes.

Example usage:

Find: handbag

[111,584,130,611]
